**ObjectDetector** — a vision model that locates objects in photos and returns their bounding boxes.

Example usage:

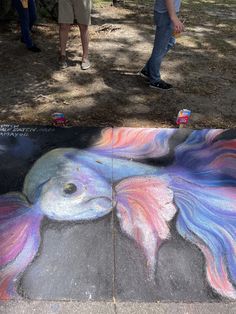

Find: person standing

[58,0,92,70]
[12,0,41,52]
[140,0,184,89]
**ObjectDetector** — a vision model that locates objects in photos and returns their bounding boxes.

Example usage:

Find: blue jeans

[12,0,37,48]
[144,11,175,84]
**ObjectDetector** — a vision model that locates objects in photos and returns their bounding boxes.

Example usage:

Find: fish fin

[173,178,236,299]
[174,129,236,180]
[115,176,177,277]
[0,193,42,300]
[172,129,236,299]
[92,128,175,159]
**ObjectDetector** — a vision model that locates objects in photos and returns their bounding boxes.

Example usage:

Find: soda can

[176,109,191,127]
[172,31,181,38]
[51,113,66,126]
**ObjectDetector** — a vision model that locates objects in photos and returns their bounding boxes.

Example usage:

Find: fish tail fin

[174,129,236,182]
[0,193,42,300]
[92,127,175,159]
[173,179,236,299]
[171,129,236,299]
[115,176,177,277]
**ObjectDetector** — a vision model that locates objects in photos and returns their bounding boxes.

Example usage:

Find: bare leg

[59,23,71,56]
[79,24,89,61]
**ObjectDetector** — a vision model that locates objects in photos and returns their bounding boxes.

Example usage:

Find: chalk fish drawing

[0,128,235,300]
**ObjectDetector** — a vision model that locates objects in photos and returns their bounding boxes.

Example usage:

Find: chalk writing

[0,125,55,137]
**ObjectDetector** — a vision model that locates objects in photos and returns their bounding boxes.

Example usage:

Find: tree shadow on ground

[0,0,235,128]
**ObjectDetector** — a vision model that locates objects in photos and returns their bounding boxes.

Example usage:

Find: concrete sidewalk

[1,127,236,310]
[1,301,236,314]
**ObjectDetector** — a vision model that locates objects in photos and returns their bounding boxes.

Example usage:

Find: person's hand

[172,16,185,33]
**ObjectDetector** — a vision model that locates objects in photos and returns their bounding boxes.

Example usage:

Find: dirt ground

[0,0,235,128]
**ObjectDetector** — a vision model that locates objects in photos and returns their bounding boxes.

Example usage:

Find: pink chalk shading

[198,243,236,299]
[0,193,42,300]
[115,176,177,276]
[93,127,175,159]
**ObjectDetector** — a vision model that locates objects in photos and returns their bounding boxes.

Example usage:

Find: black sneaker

[149,80,173,90]
[139,68,149,80]
[28,45,41,53]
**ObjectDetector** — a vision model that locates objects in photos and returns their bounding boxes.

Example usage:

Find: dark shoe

[28,45,41,53]
[58,55,68,69]
[149,80,173,90]
[139,68,149,79]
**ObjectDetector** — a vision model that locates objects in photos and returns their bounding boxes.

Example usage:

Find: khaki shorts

[58,0,92,25]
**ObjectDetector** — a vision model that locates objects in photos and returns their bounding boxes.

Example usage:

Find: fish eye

[63,183,77,195]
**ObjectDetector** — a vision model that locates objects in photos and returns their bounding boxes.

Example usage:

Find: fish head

[24,148,112,221]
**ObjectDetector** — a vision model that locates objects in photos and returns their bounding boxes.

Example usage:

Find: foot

[149,80,173,90]
[58,55,68,69]
[28,45,41,53]
[81,59,91,70]
[139,68,149,79]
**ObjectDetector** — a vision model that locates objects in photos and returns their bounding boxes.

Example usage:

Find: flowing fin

[0,193,42,300]
[91,128,175,159]
[171,129,236,299]
[115,176,177,277]
[173,179,236,299]
[174,129,236,181]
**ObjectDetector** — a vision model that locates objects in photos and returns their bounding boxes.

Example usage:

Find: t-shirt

[154,0,181,13]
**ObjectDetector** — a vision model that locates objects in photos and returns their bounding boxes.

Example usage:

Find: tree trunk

[0,0,13,19]
[0,0,124,21]
[0,0,59,20]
